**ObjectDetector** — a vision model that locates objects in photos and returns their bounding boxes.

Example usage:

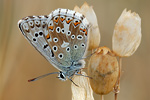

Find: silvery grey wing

[18,15,63,71]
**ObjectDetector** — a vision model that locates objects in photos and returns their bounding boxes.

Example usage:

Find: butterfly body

[18,8,89,81]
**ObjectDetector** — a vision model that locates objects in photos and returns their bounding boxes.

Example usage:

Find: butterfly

[18,8,89,85]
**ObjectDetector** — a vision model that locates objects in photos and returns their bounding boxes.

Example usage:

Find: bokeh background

[0,0,149,100]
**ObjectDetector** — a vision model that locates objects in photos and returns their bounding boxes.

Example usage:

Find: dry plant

[88,47,119,99]
[112,9,141,100]
[74,2,101,51]
[71,2,141,100]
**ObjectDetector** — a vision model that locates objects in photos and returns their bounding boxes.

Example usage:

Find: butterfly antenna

[81,51,96,60]
[68,77,79,87]
[28,72,59,82]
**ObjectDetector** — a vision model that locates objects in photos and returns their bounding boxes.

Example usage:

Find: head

[57,71,67,81]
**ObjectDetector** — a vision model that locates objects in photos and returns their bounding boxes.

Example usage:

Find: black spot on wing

[44,44,48,49]
[51,50,54,57]
[28,16,35,19]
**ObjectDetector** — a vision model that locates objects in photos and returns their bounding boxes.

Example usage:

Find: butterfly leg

[68,77,79,87]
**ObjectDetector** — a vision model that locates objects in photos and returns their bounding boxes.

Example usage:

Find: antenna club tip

[28,78,35,82]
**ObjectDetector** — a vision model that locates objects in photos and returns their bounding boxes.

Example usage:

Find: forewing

[46,9,89,68]
[18,15,63,71]
[18,9,89,72]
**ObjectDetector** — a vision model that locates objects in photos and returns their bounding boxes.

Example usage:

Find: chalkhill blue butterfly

[18,8,89,85]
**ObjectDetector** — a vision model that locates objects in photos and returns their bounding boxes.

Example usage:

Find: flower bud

[74,2,101,51]
[88,47,119,95]
[112,9,142,57]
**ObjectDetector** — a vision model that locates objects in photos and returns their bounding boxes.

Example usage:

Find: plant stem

[114,57,122,100]
[115,92,118,100]
[101,95,104,100]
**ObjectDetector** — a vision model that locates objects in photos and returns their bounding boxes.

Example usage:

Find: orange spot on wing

[66,20,72,24]
[54,17,59,23]
[85,31,87,36]
[80,28,87,36]
[48,26,53,30]
[60,17,65,22]
[74,22,80,26]
[46,34,50,39]
[83,29,86,32]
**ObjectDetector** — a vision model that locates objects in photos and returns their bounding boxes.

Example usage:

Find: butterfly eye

[60,72,65,78]
[58,53,63,59]
[58,71,66,80]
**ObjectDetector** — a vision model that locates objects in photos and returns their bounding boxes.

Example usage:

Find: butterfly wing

[68,14,89,62]
[18,9,89,73]
[18,15,63,71]
[45,9,89,69]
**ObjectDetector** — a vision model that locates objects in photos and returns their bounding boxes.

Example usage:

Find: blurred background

[0,0,149,100]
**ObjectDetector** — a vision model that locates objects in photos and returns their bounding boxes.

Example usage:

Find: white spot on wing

[82,18,89,27]
[58,53,63,59]
[53,9,60,16]
[60,9,67,15]
[74,12,82,20]
[67,9,75,17]
[23,23,29,31]
[61,41,69,48]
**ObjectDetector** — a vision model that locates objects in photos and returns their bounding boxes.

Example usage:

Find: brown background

[0,0,149,100]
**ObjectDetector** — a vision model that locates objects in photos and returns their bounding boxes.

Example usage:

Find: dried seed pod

[74,2,100,51]
[71,71,94,100]
[112,9,142,57]
[88,47,119,95]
